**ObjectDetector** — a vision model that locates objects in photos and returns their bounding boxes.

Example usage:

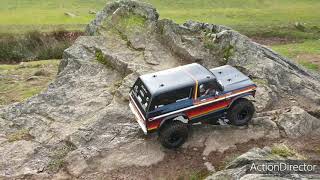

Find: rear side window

[132,79,151,111]
[150,87,192,111]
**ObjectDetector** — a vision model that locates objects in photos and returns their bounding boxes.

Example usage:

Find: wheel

[227,98,255,126]
[159,121,188,149]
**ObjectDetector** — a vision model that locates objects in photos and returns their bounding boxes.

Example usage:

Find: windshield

[132,78,151,111]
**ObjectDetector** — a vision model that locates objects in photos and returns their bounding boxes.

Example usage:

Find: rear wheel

[227,98,255,126]
[159,121,188,149]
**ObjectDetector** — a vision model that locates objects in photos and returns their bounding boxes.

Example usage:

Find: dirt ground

[297,54,320,66]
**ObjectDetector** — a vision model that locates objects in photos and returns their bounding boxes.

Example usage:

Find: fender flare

[228,92,255,108]
[159,113,189,129]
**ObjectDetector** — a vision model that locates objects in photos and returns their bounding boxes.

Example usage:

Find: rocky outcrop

[0,0,319,179]
[277,106,320,138]
[206,147,318,180]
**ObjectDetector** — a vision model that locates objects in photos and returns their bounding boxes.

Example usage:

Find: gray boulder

[206,147,318,180]
[277,106,320,138]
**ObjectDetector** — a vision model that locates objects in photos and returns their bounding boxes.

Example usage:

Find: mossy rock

[95,49,113,69]
[7,128,34,142]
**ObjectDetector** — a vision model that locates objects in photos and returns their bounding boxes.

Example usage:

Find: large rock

[0,0,320,178]
[206,147,318,180]
[277,106,320,138]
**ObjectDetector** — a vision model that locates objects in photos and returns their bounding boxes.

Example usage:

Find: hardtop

[139,63,216,96]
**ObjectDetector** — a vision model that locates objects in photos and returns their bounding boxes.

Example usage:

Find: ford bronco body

[129,63,257,148]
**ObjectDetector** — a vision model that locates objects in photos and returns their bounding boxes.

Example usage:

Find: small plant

[95,49,113,68]
[47,159,65,172]
[204,41,216,50]
[223,45,234,60]
[202,33,217,50]
[95,49,104,63]
[252,78,268,85]
[47,141,77,172]
[271,144,296,158]
[315,145,320,155]
[189,169,209,180]
[218,153,240,170]
[7,128,33,142]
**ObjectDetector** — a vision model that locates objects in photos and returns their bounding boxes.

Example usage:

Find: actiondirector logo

[247,160,320,175]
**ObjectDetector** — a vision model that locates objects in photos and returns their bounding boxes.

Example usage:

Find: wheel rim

[168,132,182,144]
[237,108,249,121]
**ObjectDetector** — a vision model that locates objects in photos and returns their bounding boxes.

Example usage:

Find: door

[186,79,228,122]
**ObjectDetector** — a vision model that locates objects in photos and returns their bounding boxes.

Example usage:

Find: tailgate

[129,94,147,134]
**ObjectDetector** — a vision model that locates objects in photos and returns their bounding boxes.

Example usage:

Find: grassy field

[1,0,320,38]
[272,40,320,70]
[0,60,59,106]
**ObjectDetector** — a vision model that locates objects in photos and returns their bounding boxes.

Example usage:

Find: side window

[198,80,218,98]
[150,87,192,111]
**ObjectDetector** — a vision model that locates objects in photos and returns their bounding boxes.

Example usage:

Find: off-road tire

[227,98,255,126]
[159,121,188,149]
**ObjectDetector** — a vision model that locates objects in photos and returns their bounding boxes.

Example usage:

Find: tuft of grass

[217,153,240,171]
[189,169,209,180]
[271,144,296,158]
[316,146,320,155]
[47,159,65,172]
[252,78,268,85]
[7,128,33,142]
[95,49,104,64]
[202,33,217,50]
[222,45,234,63]
[95,49,113,69]
[47,141,77,172]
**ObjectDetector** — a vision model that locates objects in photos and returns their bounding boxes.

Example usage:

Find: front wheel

[159,121,188,149]
[227,98,255,126]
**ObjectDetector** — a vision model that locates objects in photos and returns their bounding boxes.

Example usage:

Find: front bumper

[129,99,147,135]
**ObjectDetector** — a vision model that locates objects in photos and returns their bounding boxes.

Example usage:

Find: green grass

[1,0,320,39]
[0,0,105,33]
[271,144,296,158]
[272,40,320,57]
[299,61,319,71]
[152,0,320,37]
[0,60,60,106]
[271,40,320,71]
